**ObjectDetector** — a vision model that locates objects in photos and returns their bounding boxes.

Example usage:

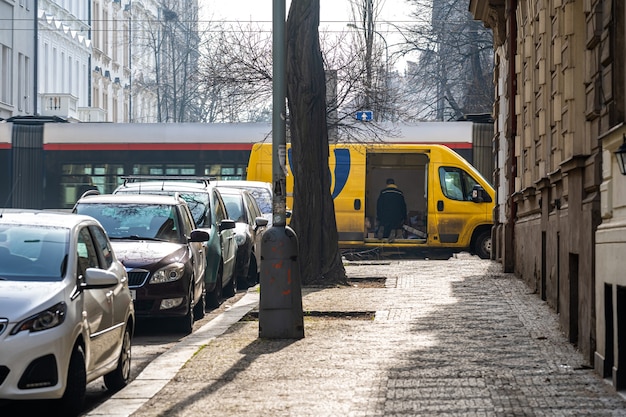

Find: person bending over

[376,178,407,239]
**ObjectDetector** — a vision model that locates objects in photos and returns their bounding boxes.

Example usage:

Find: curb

[85,291,260,417]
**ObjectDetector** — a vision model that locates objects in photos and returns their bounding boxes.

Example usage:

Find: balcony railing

[78,107,107,122]
[41,94,79,121]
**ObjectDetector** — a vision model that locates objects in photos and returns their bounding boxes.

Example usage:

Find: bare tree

[131,0,205,122]
[400,0,494,120]
[196,22,274,123]
[286,0,347,285]
[194,1,413,132]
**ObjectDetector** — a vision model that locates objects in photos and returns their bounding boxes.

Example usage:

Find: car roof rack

[79,189,100,199]
[121,175,215,186]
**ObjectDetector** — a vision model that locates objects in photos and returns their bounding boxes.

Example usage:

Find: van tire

[473,230,491,259]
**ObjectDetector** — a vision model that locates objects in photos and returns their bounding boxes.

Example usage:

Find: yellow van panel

[246,142,494,252]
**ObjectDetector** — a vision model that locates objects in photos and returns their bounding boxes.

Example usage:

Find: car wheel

[206,263,223,308]
[57,344,86,417]
[246,256,259,287]
[178,286,194,335]
[194,281,206,319]
[223,266,237,298]
[104,323,132,391]
[473,230,492,259]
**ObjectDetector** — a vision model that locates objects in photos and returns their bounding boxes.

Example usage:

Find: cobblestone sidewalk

[127,256,626,416]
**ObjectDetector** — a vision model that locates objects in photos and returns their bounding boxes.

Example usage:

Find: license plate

[130,289,136,300]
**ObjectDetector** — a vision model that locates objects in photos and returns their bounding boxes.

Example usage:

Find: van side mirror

[471,185,492,203]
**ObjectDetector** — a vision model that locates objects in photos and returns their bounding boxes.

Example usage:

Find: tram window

[167,167,195,175]
[132,165,195,176]
[61,164,123,206]
[203,165,245,180]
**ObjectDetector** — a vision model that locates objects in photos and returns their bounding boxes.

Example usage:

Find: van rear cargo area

[364,151,429,241]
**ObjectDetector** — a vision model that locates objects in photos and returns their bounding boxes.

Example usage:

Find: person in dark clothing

[376,178,407,239]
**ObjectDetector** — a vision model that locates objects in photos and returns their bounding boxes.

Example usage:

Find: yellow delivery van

[246,143,494,258]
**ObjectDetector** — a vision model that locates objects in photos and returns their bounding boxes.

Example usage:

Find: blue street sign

[355,111,373,121]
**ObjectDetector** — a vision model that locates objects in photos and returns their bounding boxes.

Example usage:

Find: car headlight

[150,263,185,284]
[11,302,67,335]
[234,232,246,247]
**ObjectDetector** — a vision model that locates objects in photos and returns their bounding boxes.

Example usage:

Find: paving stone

[125,257,626,417]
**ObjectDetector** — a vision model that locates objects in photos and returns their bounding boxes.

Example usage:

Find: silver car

[217,187,268,288]
[0,209,134,416]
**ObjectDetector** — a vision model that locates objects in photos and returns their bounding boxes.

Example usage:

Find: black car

[74,193,209,334]
[113,176,238,307]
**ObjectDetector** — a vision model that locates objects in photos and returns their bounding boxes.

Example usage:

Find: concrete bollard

[259,225,304,339]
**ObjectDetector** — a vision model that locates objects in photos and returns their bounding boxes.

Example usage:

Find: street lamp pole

[258,0,304,340]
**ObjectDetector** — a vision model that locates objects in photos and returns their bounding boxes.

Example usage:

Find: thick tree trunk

[286,0,346,285]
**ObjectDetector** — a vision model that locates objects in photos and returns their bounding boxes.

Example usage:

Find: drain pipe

[504,0,518,273]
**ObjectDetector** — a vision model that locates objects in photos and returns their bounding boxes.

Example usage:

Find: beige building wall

[471,0,625,385]
[592,1,626,390]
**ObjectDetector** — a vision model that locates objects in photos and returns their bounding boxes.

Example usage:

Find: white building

[34,0,160,122]
[0,0,36,119]
[37,0,91,121]
[90,0,157,123]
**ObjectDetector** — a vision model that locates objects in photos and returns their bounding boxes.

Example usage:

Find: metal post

[258,0,304,339]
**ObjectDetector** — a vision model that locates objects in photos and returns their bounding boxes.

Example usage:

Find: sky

[199,0,419,71]
[201,0,414,24]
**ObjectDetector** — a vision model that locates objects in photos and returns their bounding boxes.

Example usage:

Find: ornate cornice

[469,0,507,47]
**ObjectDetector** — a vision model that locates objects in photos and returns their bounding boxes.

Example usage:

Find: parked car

[217,187,268,288]
[0,209,135,416]
[213,180,274,225]
[113,176,238,307]
[73,193,209,334]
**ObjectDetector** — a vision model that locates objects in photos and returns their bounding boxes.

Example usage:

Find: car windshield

[115,189,210,227]
[237,187,272,215]
[222,194,245,222]
[76,203,182,242]
[0,225,69,282]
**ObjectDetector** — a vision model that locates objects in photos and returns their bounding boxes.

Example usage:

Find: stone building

[470,0,626,391]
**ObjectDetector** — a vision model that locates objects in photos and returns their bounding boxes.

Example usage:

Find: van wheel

[473,230,492,259]
[57,344,86,416]
[206,264,223,308]
[104,324,132,391]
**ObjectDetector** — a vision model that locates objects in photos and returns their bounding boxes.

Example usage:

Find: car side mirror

[189,229,210,242]
[254,217,269,230]
[471,185,492,203]
[82,268,120,289]
[219,219,236,231]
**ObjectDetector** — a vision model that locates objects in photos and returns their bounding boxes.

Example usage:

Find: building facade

[470,0,626,391]
[0,0,36,120]
[38,0,91,121]
[4,0,186,122]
